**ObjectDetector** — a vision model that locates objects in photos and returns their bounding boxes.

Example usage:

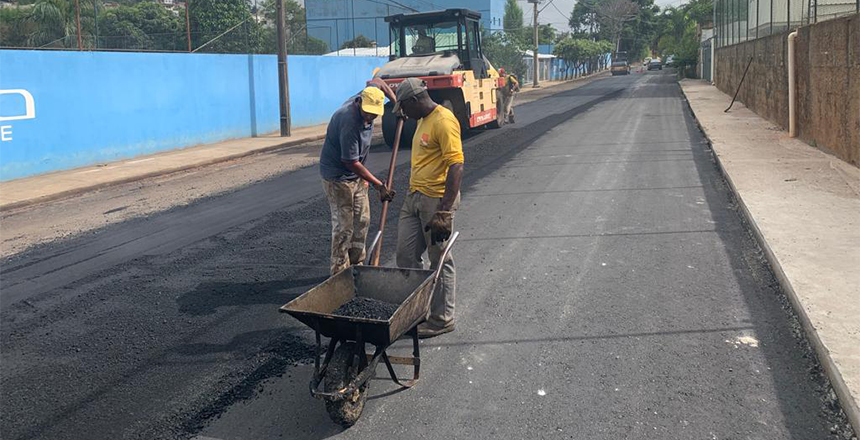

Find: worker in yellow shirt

[392,78,464,338]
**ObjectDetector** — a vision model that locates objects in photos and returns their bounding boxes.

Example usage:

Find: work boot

[417,322,455,339]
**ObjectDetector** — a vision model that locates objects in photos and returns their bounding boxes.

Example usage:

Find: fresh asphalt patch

[1,73,854,440]
[0,78,624,440]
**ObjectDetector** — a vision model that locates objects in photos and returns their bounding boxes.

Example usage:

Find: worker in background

[393,78,464,338]
[498,67,520,123]
[412,27,436,54]
[319,78,397,275]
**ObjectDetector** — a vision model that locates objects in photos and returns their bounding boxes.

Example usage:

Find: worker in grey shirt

[319,79,396,275]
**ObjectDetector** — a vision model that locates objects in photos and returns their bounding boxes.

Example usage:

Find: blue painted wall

[305,0,505,51]
[0,50,387,181]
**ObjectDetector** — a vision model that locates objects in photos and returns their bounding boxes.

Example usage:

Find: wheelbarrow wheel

[324,342,369,427]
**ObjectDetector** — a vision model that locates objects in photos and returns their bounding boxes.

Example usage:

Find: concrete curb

[0,134,326,213]
[680,84,860,433]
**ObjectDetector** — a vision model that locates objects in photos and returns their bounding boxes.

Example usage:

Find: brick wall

[715,14,859,166]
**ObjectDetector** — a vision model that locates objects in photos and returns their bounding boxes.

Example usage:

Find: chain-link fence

[714,0,858,47]
[0,0,334,54]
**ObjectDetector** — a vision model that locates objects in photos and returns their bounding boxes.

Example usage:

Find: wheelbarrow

[280,232,459,427]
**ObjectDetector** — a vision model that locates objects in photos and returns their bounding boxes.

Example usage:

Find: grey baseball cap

[392,78,427,114]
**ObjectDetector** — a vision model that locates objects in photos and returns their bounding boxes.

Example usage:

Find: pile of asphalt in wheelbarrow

[333,297,399,320]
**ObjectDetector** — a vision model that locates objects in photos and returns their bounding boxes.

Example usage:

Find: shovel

[367,117,405,267]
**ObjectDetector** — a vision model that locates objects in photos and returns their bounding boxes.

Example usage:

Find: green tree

[568,0,600,36]
[98,5,150,49]
[502,0,530,46]
[97,2,183,50]
[482,29,527,79]
[567,0,658,59]
[257,0,328,54]
[503,0,523,33]
[133,2,183,49]
[26,0,79,47]
[189,0,253,53]
[0,7,36,47]
[652,0,712,74]
[622,0,659,58]
[538,23,557,45]
[554,37,613,78]
[340,34,373,49]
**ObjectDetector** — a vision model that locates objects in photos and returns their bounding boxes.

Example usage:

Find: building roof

[323,47,391,57]
[523,50,556,60]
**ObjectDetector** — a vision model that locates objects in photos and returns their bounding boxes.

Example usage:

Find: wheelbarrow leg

[310,324,339,397]
[381,326,421,388]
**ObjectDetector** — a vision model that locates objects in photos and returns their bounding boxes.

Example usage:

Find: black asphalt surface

[0,71,851,440]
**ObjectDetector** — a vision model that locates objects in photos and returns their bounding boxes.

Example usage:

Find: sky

[518,0,686,32]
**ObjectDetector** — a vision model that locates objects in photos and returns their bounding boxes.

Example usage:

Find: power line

[362,0,418,13]
[539,0,558,13]
[550,1,569,21]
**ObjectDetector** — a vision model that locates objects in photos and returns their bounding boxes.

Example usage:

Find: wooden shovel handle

[370,118,404,266]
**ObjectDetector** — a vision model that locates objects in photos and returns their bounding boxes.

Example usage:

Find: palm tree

[27,0,92,48]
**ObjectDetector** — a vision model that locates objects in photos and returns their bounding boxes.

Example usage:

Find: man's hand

[424,211,453,245]
[374,181,396,202]
[368,78,396,104]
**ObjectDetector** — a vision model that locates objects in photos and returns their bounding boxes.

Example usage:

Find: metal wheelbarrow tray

[279,232,458,426]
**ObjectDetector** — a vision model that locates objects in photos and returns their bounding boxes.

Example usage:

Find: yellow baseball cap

[360,86,385,116]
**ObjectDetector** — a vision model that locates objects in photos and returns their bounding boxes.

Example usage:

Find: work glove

[424,211,453,245]
[374,181,396,203]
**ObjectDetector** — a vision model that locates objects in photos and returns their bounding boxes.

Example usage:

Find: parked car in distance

[665,55,675,66]
[610,60,630,75]
[647,58,663,70]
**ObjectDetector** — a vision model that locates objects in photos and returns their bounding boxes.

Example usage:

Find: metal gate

[701,38,713,82]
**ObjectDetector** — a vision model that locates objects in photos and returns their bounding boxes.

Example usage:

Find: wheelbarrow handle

[432,231,459,284]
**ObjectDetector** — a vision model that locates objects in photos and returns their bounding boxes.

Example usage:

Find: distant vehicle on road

[647,58,663,70]
[665,55,675,66]
[610,60,630,75]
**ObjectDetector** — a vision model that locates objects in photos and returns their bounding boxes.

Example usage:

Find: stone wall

[715,14,859,166]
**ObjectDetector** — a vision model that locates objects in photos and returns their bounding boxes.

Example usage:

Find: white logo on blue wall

[0,89,36,142]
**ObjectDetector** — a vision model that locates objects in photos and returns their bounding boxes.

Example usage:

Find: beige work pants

[322,179,370,275]
[395,190,460,328]
[502,89,516,122]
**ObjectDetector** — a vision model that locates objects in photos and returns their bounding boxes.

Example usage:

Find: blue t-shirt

[319,95,374,181]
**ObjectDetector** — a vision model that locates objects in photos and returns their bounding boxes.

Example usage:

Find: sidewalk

[0,124,329,211]
[0,71,610,212]
[681,79,860,431]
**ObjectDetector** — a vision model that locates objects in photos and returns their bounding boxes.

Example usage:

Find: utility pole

[276,0,292,136]
[530,0,539,87]
[93,0,99,49]
[185,0,192,52]
[75,0,83,50]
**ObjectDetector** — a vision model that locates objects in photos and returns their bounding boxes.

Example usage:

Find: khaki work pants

[322,179,370,275]
[396,190,460,328]
[502,89,516,122]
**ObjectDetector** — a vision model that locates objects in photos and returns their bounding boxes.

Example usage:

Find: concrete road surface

[1,71,851,440]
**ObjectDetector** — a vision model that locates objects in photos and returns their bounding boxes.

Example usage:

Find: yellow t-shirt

[409,105,464,198]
